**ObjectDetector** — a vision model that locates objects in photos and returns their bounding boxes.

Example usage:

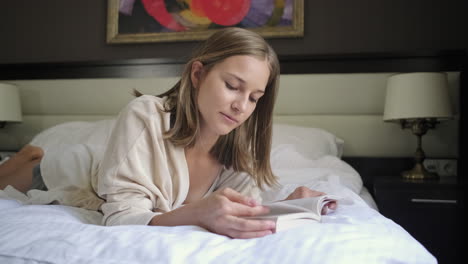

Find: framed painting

[107,0,304,44]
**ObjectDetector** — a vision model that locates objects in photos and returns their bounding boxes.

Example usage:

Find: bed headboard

[1,51,464,156]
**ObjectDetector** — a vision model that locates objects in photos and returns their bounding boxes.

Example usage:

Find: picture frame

[107,0,304,44]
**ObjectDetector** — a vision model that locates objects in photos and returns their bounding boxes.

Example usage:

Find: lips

[221,112,238,123]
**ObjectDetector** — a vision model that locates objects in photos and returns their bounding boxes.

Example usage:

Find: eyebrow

[226,73,265,93]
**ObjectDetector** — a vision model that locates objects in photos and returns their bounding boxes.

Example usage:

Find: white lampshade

[0,83,23,123]
[383,72,453,122]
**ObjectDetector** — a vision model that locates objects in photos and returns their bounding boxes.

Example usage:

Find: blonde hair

[137,27,280,189]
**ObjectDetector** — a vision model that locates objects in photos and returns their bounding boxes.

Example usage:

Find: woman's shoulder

[114,95,171,129]
[123,95,167,116]
[129,94,166,108]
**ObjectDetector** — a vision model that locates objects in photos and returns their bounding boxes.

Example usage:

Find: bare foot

[0,145,44,177]
[16,144,44,162]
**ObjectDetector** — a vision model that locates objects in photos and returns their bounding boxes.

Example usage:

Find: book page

[243,195,340,232]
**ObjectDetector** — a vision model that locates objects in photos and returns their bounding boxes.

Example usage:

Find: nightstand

[373,176,460,264]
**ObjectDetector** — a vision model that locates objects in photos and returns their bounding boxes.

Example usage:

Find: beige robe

[97,95,261,226]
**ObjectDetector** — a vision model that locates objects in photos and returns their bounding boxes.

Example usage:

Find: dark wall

[1,0,467,64]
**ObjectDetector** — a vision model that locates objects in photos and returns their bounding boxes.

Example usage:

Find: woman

[0,27,335,239]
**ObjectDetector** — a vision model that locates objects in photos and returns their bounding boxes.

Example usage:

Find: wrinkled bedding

[0,156,435,264]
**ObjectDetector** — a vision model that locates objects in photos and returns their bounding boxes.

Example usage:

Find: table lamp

[0,83,22,128]
[383,72,453,180]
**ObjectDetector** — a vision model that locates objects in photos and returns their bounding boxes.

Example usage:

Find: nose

[232,96,249,113]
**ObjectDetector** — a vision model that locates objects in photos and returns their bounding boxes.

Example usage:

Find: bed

[0,51,463,263]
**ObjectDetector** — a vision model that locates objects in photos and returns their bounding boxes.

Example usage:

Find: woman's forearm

[149,203,200,227]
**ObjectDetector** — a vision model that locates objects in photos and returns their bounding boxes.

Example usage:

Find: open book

[246,195,341,232]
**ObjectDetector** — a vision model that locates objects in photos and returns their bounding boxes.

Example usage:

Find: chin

[212,117,241,136]
[219,128,234,136]
[217,125,237,136]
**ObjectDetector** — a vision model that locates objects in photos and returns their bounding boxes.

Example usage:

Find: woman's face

[191,55,270,138]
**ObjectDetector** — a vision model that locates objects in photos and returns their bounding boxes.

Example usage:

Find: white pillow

[30,119,116,152]
[272,123,344,159]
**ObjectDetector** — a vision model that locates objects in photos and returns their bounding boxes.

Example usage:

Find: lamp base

[401,163,438,180]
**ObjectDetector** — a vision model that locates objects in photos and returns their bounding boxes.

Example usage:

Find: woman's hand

[284,186,337,214]
[192,188,276,239]
[150,187,275,239]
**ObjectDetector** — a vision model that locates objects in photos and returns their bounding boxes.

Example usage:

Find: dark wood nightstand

[373,176,461,264]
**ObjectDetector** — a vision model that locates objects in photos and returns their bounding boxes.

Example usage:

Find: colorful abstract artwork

[107,0,303,43]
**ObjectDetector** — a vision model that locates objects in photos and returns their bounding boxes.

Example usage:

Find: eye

[249,97,258,103]
[225,82,237,90]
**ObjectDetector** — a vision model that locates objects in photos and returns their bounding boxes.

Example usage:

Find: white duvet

[0,121,436,263]
[0,157,435,264]
[0,186,435,264]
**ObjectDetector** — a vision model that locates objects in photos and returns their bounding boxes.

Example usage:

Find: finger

[226,228,273,239]
[328,201,338,210]
[322,202,337,215]
[227,215,276,232]
[220,188,258,207]
[228,201,270,217]
[310,190,326,197]
[294,187,326,198]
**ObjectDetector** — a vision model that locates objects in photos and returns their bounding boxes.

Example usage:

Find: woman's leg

[0,145,44,193]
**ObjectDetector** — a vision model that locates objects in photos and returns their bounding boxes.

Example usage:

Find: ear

[190,61,204,89]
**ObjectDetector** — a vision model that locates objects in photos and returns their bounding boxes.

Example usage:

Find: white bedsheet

[0,181,435,264]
